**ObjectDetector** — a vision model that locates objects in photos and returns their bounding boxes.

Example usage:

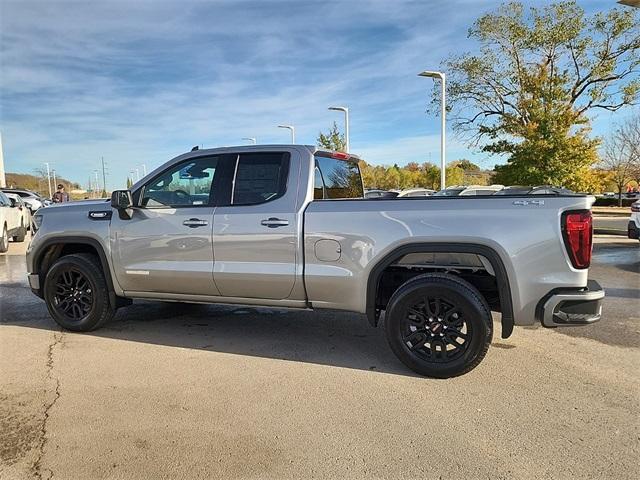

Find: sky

[0,0,632,191]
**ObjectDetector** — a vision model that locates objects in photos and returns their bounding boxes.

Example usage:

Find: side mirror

[111,190,134,219]
[9,198,16,208]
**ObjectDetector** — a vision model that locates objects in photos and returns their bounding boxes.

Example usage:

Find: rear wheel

[44,253,115,331]
[384,273,492,378]
[0,224,8,253]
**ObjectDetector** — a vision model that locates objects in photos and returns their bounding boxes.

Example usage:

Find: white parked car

[628,200,639,243]
[433,185,504,196]
[4,192,32,233]
[397,188,437,197]
[459,184,504,196]
[0,191,28,252]
[0,188,48,213]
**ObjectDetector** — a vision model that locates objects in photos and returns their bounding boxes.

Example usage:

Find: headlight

[33,214,44,231]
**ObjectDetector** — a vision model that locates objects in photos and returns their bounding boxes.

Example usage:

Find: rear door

[212,151,299,299]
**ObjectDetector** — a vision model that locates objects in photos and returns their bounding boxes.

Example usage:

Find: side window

[0,193,8,206]
[313,165,326,199]
[314,156,363,199]
[141,156,219,208]
[232,152,289,205]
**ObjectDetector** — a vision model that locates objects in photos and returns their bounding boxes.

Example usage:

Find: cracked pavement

[1,236,638,479]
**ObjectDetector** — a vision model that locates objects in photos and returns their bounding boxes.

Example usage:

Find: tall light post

[419,70,446,189]
[277,125,295,144]
[52,169,57,188]
[328,106,350,152]
[93,170,99,198]
[242,137,257,144]
[44,162,52,198]
[141,164,147,176]
[0,132,6,188]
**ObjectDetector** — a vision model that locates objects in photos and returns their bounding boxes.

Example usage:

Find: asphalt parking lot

[1,235,638,479]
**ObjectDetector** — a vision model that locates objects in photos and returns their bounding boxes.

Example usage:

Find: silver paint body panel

[26,145,596,328]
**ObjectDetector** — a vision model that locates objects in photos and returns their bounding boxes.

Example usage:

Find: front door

[111,155,221,296]
[212,151,299,299]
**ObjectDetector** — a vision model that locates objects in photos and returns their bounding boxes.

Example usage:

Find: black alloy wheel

[385,273,492,378]
[44,253,116,331]
[51,268,94,321]
[401,296,471,363]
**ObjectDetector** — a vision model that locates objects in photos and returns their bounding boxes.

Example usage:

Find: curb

[594,228,627,236]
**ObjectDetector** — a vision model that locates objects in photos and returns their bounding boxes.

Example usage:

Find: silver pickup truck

[26,145,604,377]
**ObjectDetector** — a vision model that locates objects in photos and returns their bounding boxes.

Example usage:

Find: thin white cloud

[0,0,621,189]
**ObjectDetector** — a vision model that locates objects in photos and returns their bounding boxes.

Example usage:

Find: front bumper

[628,221,639,240]
[539,280,604,328]
[27,273,43,298]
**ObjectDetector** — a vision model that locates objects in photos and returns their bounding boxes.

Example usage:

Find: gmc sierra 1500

[26,145,604,377]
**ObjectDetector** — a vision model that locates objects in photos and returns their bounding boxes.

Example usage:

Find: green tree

[436,1,639,189]
[450,159,480,171]
[126,177,133,189]
[317,122,346,152]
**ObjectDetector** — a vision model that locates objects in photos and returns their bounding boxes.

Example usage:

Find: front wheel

[44,253,115,331]
[385,273,493,378]
[12,220,26,242]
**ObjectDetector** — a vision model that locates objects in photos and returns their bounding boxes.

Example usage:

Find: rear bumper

[538,280,604,328]
[628,221,639,240]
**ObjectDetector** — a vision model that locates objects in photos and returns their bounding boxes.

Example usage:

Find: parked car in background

[397,188,436,197]
[433,185,504,196]
[494,185,574,196]
[628,201,640,243]
[0,188,48,213]
[432,186,467,196]
[4,192,32,233]
[459,185,504,196]
[0,191,28,252]
[624,191,640,200]
[364,189,399,199]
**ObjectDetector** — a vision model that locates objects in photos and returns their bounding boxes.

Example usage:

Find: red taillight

[562,211,592,269]
[331,151,350,160]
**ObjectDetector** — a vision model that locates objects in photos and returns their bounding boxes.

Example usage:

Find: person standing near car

[52,184,69,203]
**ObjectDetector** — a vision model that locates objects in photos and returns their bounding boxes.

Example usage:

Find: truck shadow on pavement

[0,281,417,377]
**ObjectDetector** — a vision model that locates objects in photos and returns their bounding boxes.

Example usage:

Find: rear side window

[232,152,290,205]
[314,156,363,199]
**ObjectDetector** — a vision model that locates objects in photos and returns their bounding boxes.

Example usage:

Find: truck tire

[0,224,8,253]
[384,273,492,378]
[13,220,26,242]
[43,253,115,331]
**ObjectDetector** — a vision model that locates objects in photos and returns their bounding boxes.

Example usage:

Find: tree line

[320,1,639,202]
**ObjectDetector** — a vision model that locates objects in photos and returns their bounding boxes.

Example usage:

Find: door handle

[260,217,289,228]
[183,218,209,228]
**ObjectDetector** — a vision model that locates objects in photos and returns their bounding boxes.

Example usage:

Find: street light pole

[44,162,52,198]
[328,106,349,152]
[94,170,99,198]
[242,137,257,144]
[418,70,446,189]
[277,125,295,144]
